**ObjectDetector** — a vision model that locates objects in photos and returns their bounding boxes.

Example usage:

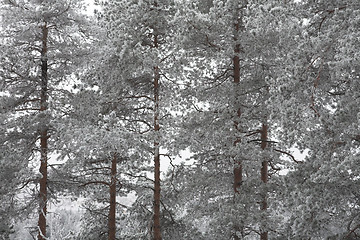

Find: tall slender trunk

[153,66,161,240]
[38,23,48,240]
[232,5,243,240]
[108,153,117,240]
[260,123,268,240]
[233,17,242,194]
[153,31,162,240]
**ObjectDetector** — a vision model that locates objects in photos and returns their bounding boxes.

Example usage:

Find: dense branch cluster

[0,0,359,239]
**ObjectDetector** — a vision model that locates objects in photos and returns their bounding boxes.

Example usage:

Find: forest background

[0,0,359,239]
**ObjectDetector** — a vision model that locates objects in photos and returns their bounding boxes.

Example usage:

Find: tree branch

[274,149,302,164]
[81,181,110,187]
[160,199,176,223]
[247,139,278,144]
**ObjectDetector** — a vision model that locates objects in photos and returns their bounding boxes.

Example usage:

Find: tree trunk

[232,5,243,240]
[153,30,162,240]
[260,123,268,240]
[38,23,48,240]
[232,0,242,196]
[153,66,161,240]
[233,39,242,194]
[108,153,117,240]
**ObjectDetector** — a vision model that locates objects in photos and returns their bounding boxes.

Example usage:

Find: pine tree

[170,0,297,238]
[270,0,360,238]
[0,1,90,238]
[57,58,138,239]
[1,0,358,238]
[94,1,183,239]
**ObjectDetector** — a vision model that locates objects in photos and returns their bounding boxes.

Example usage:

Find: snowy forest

[0,0,359,239]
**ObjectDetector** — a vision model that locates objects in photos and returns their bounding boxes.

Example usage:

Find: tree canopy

[0,0,359,239]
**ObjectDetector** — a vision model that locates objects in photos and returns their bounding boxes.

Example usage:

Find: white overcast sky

[85,0,99,15]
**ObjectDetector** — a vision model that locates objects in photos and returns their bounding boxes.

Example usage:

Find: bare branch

[160,199,176,223]
[345,223,360,239]
[122,172,154,183]
[247,139,278,144]
[274,149,302,164]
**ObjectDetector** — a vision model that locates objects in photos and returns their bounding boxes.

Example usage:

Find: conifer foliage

[0,0,359,239]
[0,0,90,239]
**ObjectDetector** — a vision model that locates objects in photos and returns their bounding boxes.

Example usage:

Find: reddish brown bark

[233,2,242,196]
[153,65,161,240]
[153,148,161,240]
[232,7,243,240]
[260,123,268,240]
[233,54,242,195]
[108,153,117,240]
[38,23,48,240]
[153,28,162,240]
